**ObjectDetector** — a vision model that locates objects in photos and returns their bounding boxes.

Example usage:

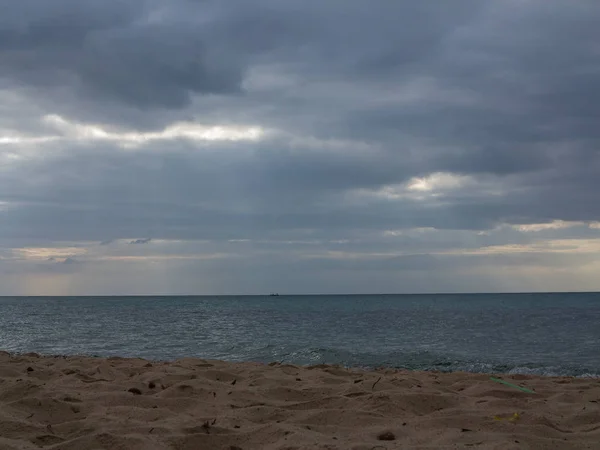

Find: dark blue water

[1,293,599,376]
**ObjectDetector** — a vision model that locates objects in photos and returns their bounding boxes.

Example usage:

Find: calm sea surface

[1,293,599,376]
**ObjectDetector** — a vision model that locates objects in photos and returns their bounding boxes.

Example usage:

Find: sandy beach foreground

[0,352,598,449]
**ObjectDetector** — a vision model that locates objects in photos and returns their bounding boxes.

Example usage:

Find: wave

[8,344,599,378]
[239,345,600,378]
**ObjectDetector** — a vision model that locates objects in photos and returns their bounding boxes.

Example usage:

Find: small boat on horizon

[269,292,280,297]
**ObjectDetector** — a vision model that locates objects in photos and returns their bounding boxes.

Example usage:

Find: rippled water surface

[1,293,599,376]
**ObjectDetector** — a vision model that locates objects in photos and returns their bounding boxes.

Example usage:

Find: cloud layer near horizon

[2,0,600,294]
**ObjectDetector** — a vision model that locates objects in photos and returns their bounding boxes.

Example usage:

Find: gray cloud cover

[1,0,600,295]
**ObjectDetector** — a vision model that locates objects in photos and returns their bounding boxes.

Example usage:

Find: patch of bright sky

[361,172,474,202]
[1,113,378,157]
[13,247,88,261]
[42,115,265,146]
[406,172,472,192]
[442,238,600,256]
[511,220,586,232]
[1,115,265,154]
[0,135,60,145]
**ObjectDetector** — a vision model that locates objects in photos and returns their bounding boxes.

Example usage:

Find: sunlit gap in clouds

[511,220,585,232]
[42,114,266,147]
[1,114,381,157]
[350,172,475,202]
[439,238,600,256]
[0,136,60,145]
[0,115,266,149]
[405,172,472,193]
[13,247,88,261]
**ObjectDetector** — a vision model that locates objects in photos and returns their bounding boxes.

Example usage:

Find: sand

[0,351,599,449]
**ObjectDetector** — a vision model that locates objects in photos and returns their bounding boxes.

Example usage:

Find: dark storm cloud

[2,0,600,293]
[0,0,244,111]
[1,138,599,246]
[0,0,485,122]
[332,1,600,177]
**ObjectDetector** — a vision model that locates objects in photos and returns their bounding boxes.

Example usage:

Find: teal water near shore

[1,293,599,376]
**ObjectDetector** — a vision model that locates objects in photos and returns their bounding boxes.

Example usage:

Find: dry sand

[1,351,599,449]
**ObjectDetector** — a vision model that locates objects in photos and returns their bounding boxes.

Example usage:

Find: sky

[1,0,600,295]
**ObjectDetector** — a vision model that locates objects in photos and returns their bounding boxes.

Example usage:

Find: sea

[1,293,599,377]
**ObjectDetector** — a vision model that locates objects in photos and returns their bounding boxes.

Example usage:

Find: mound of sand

[0,351,599,449]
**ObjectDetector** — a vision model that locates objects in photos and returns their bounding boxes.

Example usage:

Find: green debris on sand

[490,377,536,394]
[494,412,520,422]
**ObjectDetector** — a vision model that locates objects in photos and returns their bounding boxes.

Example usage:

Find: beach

[1,352,598,449]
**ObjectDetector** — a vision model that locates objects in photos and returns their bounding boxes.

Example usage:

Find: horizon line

[1,291,599,298]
